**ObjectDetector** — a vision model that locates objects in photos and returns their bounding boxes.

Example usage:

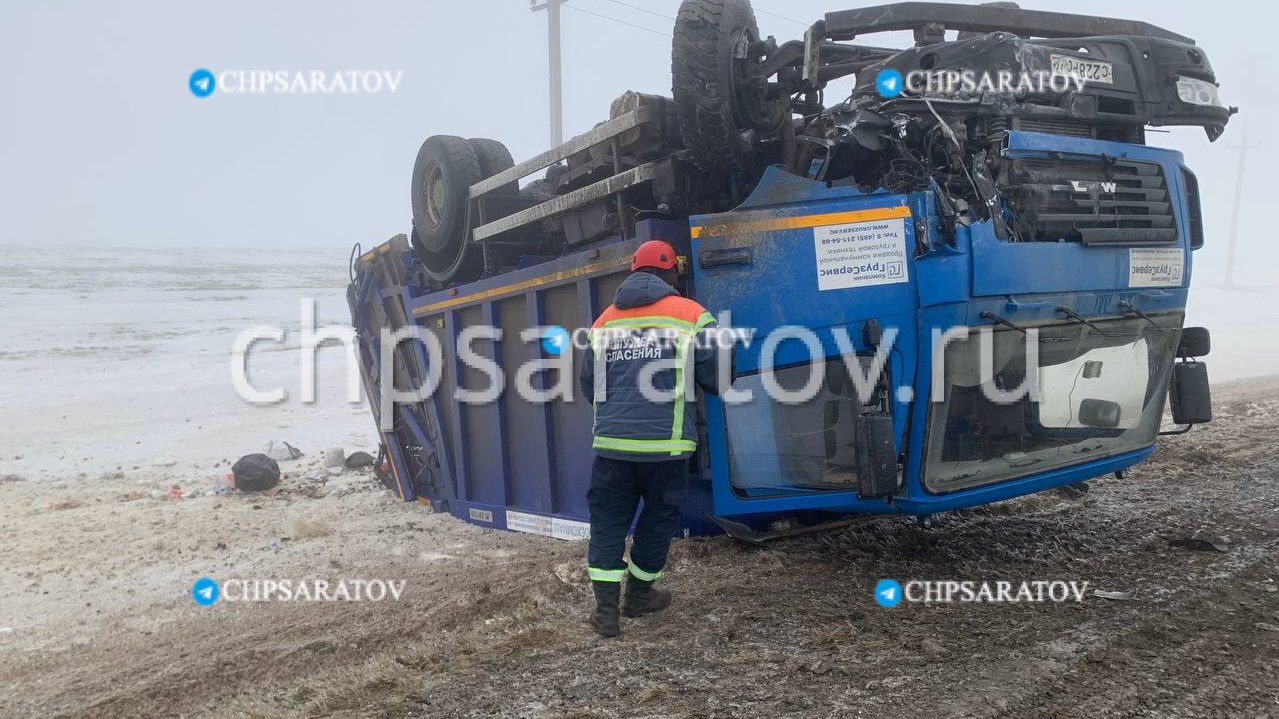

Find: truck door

[687,168,923,516]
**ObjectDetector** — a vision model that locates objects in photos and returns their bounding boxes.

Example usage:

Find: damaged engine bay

[407,1,1234,286]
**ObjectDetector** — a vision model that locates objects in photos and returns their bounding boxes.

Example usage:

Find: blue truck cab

[692,131,1206,528]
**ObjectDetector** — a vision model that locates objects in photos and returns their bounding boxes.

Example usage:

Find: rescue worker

[579,239,727,638]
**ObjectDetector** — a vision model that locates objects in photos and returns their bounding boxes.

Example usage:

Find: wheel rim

[729,28,785,134]
[423,164,447,229]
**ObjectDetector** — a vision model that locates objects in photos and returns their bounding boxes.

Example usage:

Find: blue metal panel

[972,132,1195,296]
[509,292,556,514]
[391,219,695,535]
[479,302,511,510]
[442,310,470,502]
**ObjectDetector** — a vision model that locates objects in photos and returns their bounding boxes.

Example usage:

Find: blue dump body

[350,130,1200,539]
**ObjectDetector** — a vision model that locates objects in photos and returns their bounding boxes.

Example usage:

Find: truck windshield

[924,313,1182,493]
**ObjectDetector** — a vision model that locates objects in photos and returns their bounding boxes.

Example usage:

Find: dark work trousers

[587,456,688,580]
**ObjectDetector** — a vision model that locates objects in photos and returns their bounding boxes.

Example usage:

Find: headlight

[1176,76,1222,107]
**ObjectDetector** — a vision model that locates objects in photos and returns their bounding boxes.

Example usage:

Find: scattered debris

[1090,589,1136,601]
[48,499,84,511]
[1169,536,1230,553]
[344,451,376,470]
[263,440,303,461]
[1055,481,1091,500]
[232,454,281,492]
[323,447,346,469]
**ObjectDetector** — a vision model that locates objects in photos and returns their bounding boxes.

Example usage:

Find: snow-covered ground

[0,245,370,480]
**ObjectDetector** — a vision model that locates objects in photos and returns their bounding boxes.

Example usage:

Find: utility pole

[1225,126,1259,288]
[531,0,564,146]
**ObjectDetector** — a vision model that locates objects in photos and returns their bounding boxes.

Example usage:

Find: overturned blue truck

[348,1,1229,541]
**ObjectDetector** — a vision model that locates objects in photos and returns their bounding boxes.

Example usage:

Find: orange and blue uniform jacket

[579,272,726,461]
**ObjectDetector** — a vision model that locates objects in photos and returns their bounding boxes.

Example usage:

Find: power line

[594,0,675,22]
[756,7,809,28]
[563,2,669,36]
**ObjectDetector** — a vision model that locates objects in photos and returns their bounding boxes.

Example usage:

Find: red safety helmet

[631,240,679,272]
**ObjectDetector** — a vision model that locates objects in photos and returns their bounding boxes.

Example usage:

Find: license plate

[1051,54,1114,85]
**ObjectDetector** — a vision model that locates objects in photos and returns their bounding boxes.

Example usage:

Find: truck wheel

[411,135,481,254]
[467,138,518,197]
[672,0,786,172]
[412,225,482,285]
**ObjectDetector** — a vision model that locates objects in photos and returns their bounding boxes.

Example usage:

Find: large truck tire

[672,0,785,172]
[411,135,481,254]
[413,225,482,285]
[467,138,517,196]
[411,135,484,284]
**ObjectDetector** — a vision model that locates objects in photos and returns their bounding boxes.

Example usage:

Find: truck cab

[691,132,1207,525]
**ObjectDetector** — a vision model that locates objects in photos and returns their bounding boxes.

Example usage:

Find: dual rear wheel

[410,136,514,284]
[410,0,781,283]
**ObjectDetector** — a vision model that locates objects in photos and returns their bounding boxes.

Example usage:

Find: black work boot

[590,581,621,638]
[622,574,672,618]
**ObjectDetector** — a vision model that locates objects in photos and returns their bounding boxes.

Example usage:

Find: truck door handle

[699,248,752,268]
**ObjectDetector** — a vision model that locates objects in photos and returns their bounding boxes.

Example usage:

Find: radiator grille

[1001,158,1177,245]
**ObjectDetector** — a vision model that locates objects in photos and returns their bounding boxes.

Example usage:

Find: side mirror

[1178,327,1210,358]
[1170,361,1212,425]
[855,413,898,498]
[1078,398,1122,429]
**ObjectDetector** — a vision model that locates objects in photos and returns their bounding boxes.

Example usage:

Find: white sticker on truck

[505,510,590,541]
[1128,248,1184,287]
[812,217,909,291]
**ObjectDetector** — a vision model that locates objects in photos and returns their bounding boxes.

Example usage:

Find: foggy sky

[1,0,1275,286]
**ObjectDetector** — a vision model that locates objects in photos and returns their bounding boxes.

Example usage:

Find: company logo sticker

[1128,248,1184,288]
[813,216,910,291]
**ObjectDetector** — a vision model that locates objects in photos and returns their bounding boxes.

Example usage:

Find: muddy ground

[2,378,1277,719]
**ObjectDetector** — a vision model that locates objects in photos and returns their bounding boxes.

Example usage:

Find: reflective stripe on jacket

[579,272,725,462]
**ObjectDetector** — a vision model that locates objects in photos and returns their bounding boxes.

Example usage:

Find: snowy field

[0,245,371,480]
